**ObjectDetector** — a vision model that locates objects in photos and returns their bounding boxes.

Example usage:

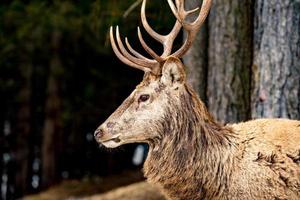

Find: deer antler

[110,0,212,75]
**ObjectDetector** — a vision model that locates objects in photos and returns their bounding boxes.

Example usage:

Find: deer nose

[107,122,116,128]
[94,128,104,138]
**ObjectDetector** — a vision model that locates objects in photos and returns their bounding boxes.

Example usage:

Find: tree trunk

[207,0,253,123]
[183,0,208,103]
[14,63,32,196]
[41,31,63,188]
[252,0,300,119]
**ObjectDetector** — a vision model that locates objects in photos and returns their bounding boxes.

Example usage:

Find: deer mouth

[100,137,122,148]
[102,137,121,143]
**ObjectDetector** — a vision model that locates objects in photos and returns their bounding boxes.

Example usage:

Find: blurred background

[0,0,299,200]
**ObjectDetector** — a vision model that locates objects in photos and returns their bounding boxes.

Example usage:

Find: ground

[23,170,164,200]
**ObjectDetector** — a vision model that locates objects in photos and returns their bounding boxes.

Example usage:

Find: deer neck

[144,85,237,199]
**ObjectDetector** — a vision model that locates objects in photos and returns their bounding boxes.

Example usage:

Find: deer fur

[95,0,299,199]
[95,57,300,200]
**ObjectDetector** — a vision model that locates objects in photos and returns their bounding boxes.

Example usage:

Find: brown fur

[144,85,300,199]
[144,85,237,199]
[96,57,300,200]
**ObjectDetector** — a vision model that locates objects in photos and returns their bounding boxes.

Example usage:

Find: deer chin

[100,137,122,148]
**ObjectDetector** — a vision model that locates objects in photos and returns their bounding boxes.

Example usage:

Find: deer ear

[161,57,186,86]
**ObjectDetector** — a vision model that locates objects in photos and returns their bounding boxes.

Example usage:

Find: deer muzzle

[94,125,122,148]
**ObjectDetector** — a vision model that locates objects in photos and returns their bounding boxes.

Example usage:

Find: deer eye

[139,94,150,102]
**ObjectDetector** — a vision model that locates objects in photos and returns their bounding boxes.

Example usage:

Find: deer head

[95,0,212,148]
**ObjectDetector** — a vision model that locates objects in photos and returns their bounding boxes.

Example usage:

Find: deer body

[95,0,300,199]
[143,85,300,199]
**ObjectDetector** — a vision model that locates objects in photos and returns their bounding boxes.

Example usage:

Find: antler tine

[170,0,212,58]
[110,26,151,73]
[181,0,212,31]
[141,0,165,43]
[110,0,212,75]
[141,0,182,59]
[115,26,157,67]
[161,20,182,58]
[125,37,153,61]
[167,0,180,20]
[191,0,212,29]
[137,27,164,62]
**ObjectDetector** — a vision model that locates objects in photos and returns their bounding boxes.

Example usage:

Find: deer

[94,0,300,199]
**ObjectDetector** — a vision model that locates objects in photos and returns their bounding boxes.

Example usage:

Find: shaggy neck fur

[144,85,237,200]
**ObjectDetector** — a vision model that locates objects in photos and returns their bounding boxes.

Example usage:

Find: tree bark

[183,0,208,103]
[41,31,63,188]
[252,0,300,119]
[207,0,253,123]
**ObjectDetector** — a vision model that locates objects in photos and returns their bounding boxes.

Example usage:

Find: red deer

[94,0,300,199]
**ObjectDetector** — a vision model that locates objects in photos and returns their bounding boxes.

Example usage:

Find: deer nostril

[107,122,116,129]
[94,128,104,138]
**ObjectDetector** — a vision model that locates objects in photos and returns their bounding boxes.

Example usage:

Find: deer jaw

[95,57,186,148]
